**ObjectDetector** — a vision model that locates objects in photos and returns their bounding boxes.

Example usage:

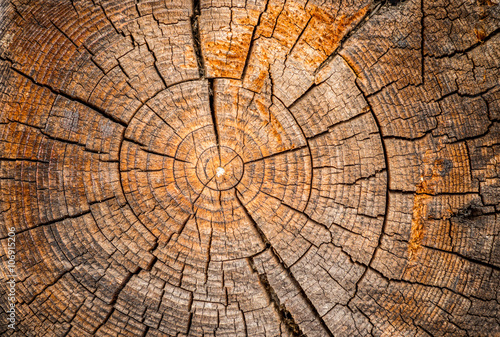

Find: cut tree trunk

[0,0,499,336]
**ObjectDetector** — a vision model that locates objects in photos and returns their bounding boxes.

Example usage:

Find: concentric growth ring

[195,146,244,191]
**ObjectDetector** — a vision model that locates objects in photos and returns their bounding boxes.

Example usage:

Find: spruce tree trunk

[0,0,499,336]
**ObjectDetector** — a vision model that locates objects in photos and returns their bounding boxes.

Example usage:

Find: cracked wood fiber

[0,0,499,336]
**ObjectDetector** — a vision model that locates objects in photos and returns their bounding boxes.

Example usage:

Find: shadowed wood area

[0,0,499,336]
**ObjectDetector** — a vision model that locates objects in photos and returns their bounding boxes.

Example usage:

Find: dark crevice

[420,0,425,85]
[204,220,213,284]
[426,27,500,60]
[123,137,190,163]
[6,119,115,157]
[369,265,484,305]
[145,40,168,89]
[258,189,334,239]
[141,326,150,337]
[134,0,141,18]
[207,78,221,162]
[69,0,79,18]
[208,79,218,143]
[25,266,75,305]
[0,157,49,164]
[306,111,372,142]
[447,119,496,144]
[387,0,408,5]
[88,196,116,207]
[102,263,156,328]
[286,81,319,110]
[415,191,484,197]
[186,291,194,336]
[422,244,500,272]
[238,302,249,337]
[93,308,115,334]
[50,20,78,48]
[240,0,269,81]
[7,65,128,127]
[191,182,211,208]
[381,130,435,142]
[0,210,91,241]
[178,215,194,238]
[434,86,497,103]
[109,270,136,306]
[284,15,313,68]
[273,250,335,337]
[247,257,306,337]
[234,190,271,248]
[313,0,384,78]
[10,1,27,22]
[243,145,308,165]
[191,0,205,78]
[97,2,125,38]
[144,102,184,139]
[235,190,334,337]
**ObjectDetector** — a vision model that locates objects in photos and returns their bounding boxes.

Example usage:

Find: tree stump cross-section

[0,0,499,336]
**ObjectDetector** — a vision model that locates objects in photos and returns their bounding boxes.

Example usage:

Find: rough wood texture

[0,0,499,336]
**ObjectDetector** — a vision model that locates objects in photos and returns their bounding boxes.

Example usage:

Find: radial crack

[208,78,222,162]
[191,0,205,78]
[243,145,308,165]
[313,0,384,78]
[234,189,271,248]
[123,137,191,164]
[7,65,127,127]
[234,190,334,336]
[0,210,91,240]
[247,257,306,337]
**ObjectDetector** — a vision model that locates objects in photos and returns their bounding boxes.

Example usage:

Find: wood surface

[0,0,499,336]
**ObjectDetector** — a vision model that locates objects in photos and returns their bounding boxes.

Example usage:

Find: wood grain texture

[0,0,499,336]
